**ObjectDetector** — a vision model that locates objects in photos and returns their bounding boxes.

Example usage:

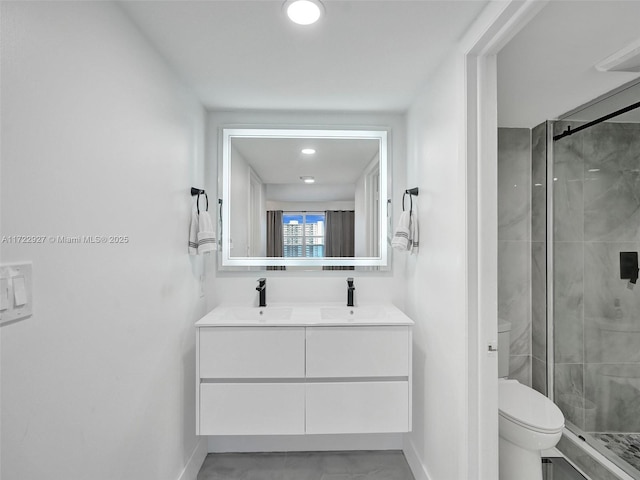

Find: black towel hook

[402,187,419,214]
[190,187,208,214]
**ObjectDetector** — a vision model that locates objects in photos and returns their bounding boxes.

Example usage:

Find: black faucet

[347,277,355,307]
[256,278,267,307]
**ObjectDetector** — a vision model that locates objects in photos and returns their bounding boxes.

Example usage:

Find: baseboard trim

[541,447,562,458]
[207,433,403,453]
[177,438,208,480]
[402,437,431,480]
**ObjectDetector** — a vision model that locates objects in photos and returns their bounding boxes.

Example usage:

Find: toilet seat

[499,380,564,434]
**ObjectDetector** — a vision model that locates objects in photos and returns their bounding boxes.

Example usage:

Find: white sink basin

[224,307,293,322]
[320,306,388,321]
[195,303,413,327]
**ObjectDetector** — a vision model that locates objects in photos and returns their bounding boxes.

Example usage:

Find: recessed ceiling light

[301,148,316,155]
[284,0,323,26]
[300,176,315,184]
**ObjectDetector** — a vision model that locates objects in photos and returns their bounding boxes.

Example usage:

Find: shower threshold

[542,457,588,479]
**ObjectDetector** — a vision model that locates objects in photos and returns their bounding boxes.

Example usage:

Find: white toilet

[498,319,565,480]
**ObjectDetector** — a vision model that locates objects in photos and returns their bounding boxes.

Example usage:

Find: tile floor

[197,451,589,480]
[197,451,415,480]
[594,433,640,475]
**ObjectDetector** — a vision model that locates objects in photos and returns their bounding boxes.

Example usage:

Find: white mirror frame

[220,128,389,268]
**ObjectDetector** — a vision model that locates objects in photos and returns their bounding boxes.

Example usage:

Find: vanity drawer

[200,383,305,435]
[305,326,409,378]
[199,327,305,378]
[305,381,409,434]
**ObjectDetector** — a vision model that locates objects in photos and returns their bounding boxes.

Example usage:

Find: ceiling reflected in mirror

[231,136,379,204]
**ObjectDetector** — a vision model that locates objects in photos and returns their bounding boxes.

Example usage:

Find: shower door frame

[546,100,640,479]
[546,121,556,404]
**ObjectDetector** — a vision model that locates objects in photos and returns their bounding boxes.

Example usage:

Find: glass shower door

[551,86,640,477]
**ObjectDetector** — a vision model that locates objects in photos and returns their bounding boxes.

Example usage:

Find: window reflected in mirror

[280,212,325,258]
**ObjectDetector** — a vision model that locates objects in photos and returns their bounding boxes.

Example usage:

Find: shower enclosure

[548,81,640,478]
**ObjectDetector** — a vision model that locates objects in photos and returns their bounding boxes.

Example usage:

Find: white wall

[354,154,380,257]
[266,201,354,211]
[403,53,471,479]
[252,173,267,257]
[0,2,206,479]
[205,109,407,451]
[230,145,250,257]
[0,327,2,477]
[354,170,366,257]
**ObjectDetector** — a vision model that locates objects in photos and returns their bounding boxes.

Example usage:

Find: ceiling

[560,80,640,123]
[265,183,357,202]
[498,1,640,128]
[120,0,489,112]
[120,1,640,129]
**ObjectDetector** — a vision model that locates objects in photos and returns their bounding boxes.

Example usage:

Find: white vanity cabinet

[305,326,410,434]
[197,326,306,435]
[199,326,305,378]
[305,326,409,378]
[195,305,413,436]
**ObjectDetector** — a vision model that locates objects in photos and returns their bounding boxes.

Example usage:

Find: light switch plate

[13,276,27,306]
[0,262,33,324]
[0,278,8,311]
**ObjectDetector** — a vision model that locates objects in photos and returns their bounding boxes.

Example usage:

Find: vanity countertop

[195,302,414,327]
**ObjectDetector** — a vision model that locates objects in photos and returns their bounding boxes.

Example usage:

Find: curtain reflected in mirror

[266,210,285,271]
[265,209,354,270]
[323,210,355,271]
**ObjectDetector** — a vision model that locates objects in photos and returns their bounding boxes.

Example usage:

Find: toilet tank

[498,319,512,378]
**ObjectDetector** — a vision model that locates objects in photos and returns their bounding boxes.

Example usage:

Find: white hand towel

[391,211,411,251]
[392,206,419,255]
[197,210,216,254]
[409,205,419,255]
[188,207,199,255]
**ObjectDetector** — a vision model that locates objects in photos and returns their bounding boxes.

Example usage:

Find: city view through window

[283,212,325,257]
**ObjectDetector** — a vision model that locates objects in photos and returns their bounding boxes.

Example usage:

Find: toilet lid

[499,380,564,434]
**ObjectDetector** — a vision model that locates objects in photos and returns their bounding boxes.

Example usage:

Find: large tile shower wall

[498,128,533,386]
[553,120,640,435]
[498,126,548,391]
[531,122,547,395]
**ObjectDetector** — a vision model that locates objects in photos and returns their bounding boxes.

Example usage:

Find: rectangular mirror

[220,128,389,268]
